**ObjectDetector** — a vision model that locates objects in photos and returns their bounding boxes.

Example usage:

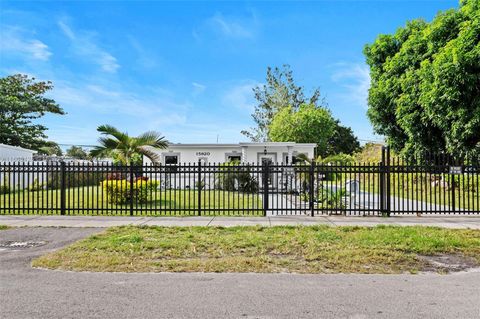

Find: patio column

[287,146,293,164]
[241,146,248,163]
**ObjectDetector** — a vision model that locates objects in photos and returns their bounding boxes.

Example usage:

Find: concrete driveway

[1,227,480,319]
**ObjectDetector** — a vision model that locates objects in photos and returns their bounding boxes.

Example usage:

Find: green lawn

[321,171,479,211]
[0,186,263,216]
[0,225,9,230]
[32,225,480,274]
[357,173,480,211]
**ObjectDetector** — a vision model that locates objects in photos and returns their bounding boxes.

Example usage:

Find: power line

[57,143,97,148]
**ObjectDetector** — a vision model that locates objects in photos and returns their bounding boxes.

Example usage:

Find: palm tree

[90,125,168,164]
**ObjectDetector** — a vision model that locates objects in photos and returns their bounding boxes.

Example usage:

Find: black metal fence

[0,148,479,216]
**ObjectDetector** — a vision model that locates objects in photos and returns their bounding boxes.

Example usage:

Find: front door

[258,153,277,187]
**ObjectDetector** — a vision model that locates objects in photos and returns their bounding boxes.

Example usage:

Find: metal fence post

[309,161,315,217]
[129,164,134,216]
[386,146,391,216]
[60,161,66,215]
[197,160,202,216]
[262,161,269,216]
[380,147,386,216]
[451,172,456,212]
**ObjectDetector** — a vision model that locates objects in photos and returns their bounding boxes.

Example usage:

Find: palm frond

[90,146,111,159]
[296,153,312,164]
[97,124,130,144]
[137,146,162,163]
[134,131,168,149]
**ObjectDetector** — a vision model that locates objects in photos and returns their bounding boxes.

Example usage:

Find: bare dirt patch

[418,254,480,273]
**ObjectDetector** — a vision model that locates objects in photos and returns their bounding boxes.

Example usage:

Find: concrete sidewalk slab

[0,215,480,229]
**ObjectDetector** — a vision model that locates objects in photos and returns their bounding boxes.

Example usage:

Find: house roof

[0,143,37,153]
[166,142,316,148]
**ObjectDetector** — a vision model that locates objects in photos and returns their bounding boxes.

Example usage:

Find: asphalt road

[1,227,479,319]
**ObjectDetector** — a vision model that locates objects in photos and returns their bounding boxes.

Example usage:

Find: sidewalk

[1,215,480,229]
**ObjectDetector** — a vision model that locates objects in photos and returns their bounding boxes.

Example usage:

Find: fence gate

[264,147,480,216]
[264,162,383,216]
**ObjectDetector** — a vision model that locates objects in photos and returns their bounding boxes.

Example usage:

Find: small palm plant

[90,125,168,164]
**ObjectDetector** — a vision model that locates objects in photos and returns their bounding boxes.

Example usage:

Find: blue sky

[0,0,459,147]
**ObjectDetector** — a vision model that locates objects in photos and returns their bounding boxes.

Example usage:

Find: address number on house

[196,152,210,156]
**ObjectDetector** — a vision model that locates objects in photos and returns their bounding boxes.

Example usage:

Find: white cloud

[58,19,120,73]
[331,63,370,109]
[53,80,189,120]
[194,11,259,41]
[127,35,158,69]
[192,82,206,95]
[0,26,52,61]
[222,82,258,111]
[209,12,254,38]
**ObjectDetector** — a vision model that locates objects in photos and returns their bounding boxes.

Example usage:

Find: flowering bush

[101,179,159,205]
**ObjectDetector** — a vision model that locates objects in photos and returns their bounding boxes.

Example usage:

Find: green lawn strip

[0,225,9,230]
[357,173,479,211]
[32,225,480,274]
[0,187,263,216]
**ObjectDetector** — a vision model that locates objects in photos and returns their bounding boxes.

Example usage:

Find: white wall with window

[144,142,316,165]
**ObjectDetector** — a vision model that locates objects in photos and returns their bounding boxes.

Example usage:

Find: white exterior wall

[0,144,35,162]
[0,144,38,190]
[144,143,316,164]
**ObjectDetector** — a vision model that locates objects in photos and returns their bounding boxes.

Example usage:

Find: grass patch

[0,187,263,216]
[32,225,480,274]
[0,225,9,230]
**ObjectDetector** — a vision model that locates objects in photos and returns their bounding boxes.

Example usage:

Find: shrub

[0,172,10,194]
[0,185,10,194]
[216,161,259,193]
[106,172,126,181]
[195,179,205,190]
[318,153,355,165]
[44,171,109,190]
[101,179,159,205]
[29,179,44,191]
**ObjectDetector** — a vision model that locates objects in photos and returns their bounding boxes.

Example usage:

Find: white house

[0,143,36,162]
[144,142,316,165]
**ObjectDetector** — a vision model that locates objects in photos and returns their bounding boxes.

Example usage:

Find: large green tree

[241,65,323,142]
[364,0,480,159]
[66,146,89,159]
[90,125,168,164]
[269,103,336,157]
[0,74,65,150]
[38,141,63,156]
[326,122,361,156]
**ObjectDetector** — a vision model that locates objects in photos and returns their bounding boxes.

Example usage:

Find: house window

[227,155,242,162]
[283,152,306,164]
[165,155,178,165]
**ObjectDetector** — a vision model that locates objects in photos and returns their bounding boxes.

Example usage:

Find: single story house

[144,142,316,165]
[0,143,36,162]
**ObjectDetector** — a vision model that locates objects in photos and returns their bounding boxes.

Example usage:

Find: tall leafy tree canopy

[241,65,322,142]
[38,141,63,156]
[0,74,65,150]
[66,146,89,159]
[243,65,360,155]
[269,103,337,157]
[327,122,361,156]
[364,0,480,159]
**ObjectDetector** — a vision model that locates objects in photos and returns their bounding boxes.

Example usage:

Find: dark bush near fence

[0,185,10,194]
[216,162,259,193]
[30,171,109,191]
